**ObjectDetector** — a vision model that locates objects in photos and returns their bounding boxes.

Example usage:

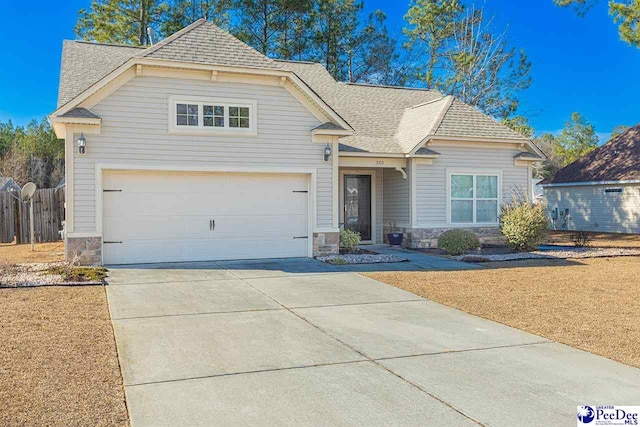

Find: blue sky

[1,0,638,142]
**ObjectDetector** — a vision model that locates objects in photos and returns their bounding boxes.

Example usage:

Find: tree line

[2,0,636,186]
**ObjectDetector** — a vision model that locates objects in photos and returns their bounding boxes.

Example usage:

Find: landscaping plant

[570,231,591,247]
[437,229,480,255]
[340,229,361,253]
[499,200,549,251]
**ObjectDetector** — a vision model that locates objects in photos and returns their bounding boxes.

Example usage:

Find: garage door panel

[103,171,310,264]
[104,214,308,241]
[104,238,308,264]
[104,193,307,217]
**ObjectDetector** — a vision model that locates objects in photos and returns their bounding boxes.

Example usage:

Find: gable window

[450,173,500,224]
[169,96,257,135]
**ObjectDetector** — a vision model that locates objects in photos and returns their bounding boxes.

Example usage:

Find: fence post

[13,197,21,244]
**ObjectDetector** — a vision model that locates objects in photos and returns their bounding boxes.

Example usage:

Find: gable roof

[277,60,533,154]
[58,41,144,107]
[546,124,640,184]
[55,19,538,156]
[138,19,281,70]
[0,177,19,192]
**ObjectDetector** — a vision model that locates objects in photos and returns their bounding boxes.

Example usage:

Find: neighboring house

[542,124,640,234]
[49,19,544,265]
[0,176,19,193]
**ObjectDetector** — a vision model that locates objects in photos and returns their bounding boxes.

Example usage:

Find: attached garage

[101,170,310,264]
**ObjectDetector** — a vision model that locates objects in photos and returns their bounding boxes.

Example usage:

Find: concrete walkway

[106,258,640,426]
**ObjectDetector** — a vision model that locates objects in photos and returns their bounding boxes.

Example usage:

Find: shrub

[499,200,548,251]
[437,229,480,255]
[570,231,591,247]
[340,229,361,252]
[329,256,348,265]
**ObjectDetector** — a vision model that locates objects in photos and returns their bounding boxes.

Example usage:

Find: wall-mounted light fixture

[77,133,86,154]
[323,144,332,162]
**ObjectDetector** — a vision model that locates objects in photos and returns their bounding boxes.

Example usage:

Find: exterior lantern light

[77,133,87,154]
[323,144,332,162]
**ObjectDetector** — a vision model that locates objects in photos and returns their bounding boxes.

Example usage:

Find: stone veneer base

[66,236,102,266]
[382,226,506,249]
[313,232,339,257]
[67,233,340,265]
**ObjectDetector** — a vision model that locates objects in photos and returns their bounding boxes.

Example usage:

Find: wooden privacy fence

[0,188,65,244]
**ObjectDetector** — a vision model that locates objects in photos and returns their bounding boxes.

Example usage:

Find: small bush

[47,266,108,282]
[570,231,591,247]
[499,200,548,251]
[340,229,361,253]
[329,256,348,265]
[437,229,480,255]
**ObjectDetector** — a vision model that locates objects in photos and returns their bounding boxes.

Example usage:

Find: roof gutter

[541,179,640,188]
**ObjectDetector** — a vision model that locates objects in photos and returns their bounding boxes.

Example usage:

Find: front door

[344,175,372,241]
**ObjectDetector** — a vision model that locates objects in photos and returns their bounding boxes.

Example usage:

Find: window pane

[239,118,249,128]
[239,107,250,118]
[214,106,224,116]
[214,117,224,127]
[203,116,213,127]
[477,200,498,223]
[187,115,198,126]
[203,105,213,115]
[188,104,198,114]
[451,200,473,223]
[229,117,239,128]
[477,176,497,198]
[176,115,187,126]
[229,107,239,116]
[451,175,473,198]
[177,103,187,114]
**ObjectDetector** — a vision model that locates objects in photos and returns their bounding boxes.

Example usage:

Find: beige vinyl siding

[383,168,410,226]
[544,184,640,234]
[72,75,332,232]
[416,145,530,226]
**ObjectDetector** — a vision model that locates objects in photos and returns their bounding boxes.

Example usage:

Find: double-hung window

[450,173,500,224]
[169,96,257,134]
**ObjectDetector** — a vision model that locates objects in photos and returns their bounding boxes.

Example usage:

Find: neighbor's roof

[547,124,640,184]
[0,176,19,192]
[57,19,534,155]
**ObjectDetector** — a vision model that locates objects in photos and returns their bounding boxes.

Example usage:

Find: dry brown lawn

[365,256,640,368]
[0,241,65,263]
[547,231,640,248]
[0,285,129,427]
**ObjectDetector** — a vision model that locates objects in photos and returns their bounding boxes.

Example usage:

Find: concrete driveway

[106,258,640,426]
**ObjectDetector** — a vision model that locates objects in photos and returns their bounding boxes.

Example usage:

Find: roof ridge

[408,95,448,109]
[429,95,455,136]
[137,18,208,58]
[67,40,147,49]
[341,82,439,93]
[275,59,319,65]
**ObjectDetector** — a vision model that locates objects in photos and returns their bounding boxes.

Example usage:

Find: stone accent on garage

[66,236,102,265]
[382,226,506,249]
[313,232,339,257]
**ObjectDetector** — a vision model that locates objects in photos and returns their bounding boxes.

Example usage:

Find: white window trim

[446,170,502,226]
[168,95,257,136]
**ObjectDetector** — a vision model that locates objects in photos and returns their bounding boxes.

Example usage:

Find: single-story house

[49,19,544,265]
[542,124,640,233]
[0,176,19,193]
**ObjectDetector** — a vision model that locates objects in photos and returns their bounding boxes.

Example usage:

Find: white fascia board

[541,179,640,188]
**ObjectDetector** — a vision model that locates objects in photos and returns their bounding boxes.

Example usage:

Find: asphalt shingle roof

[57,41,144,107]
[56,20,533,155]
[547,124,640,184]
[59,107,101,119]
[139,19,281,70]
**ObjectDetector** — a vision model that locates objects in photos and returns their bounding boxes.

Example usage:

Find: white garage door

[102,170,309,264]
